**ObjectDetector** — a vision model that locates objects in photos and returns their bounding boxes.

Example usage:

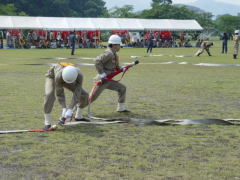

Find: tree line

[0,0,239,35]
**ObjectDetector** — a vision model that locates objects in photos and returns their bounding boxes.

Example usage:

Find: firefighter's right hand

[95,73,107,82]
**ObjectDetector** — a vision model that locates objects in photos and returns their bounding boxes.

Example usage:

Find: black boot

[233,54,237,59]
[43,125,51,131]
[57,117,66,126]
[117,109,131,113]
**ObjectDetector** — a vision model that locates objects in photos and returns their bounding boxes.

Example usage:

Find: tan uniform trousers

[196,47,210,56]
[90,80,126,104]
[233,36,239,55]
[234,45,239,55]
[43,77,89,114]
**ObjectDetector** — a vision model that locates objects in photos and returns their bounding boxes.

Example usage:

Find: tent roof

[12,16,42,29]
[0,16,203,31]
[38,17,69,30]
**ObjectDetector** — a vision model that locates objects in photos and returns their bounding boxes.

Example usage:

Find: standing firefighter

[195,40,213,57]
[147,32,154,53]
[43,63,89,130]
[90,35,130,112]
[233,30,240,59]
[69,31,76,55]
[222,32,228,54]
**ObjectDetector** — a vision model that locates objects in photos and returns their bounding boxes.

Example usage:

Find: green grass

[1,41,240,180]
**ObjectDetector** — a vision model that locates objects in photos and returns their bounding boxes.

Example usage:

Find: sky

[173,0,240,5]
[173,0,240,4]
[103,0,240,12]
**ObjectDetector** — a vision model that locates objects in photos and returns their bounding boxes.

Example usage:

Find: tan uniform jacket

[45,64,83,110]
[233,35,240,55]
[90,48,126,104]
[195,41,213,56]
[201,41,213,50]
[95,48,120,74]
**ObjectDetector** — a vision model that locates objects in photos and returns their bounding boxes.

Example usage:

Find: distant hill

[174,4,205,14]
[189,0,240,16]
[104,0,240,16]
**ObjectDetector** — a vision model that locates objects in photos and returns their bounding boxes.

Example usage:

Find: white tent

[116,18,144,31]
[67,17,95,30]
[11,16,42,29]
[139,19,173,31]
[1,16,13,29]
[0,16,203,31]
[38,17,69,30]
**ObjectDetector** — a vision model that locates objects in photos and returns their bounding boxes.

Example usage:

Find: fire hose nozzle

[129,60,139,66]
[134,60,139,65]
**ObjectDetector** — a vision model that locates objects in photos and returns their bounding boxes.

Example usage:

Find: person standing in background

[0,30,3,49]
[147,32,154,53]
[222,32,228,54]
[69,31,76,55]
[233,30,240,59]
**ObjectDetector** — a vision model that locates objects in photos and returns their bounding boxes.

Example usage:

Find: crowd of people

[0,29,239,59]
[0,29,201,50]
[0,30,101,49]
[117,31,195,49]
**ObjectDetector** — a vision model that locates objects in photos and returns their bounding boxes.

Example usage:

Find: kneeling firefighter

[43,63,89,130]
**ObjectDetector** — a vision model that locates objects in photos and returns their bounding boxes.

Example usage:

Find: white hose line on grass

[1,118,240,134]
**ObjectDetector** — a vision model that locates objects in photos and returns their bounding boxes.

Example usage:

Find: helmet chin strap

[111,45,120,52]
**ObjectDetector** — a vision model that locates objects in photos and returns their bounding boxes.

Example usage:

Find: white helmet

[108,35,122,45]
[62,66,78,83]
[235,30,239,34]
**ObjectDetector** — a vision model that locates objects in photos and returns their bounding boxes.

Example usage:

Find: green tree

[140,4,214,33]
[195,12,214,30]
[0,0,107,17]
[141,5,195,19]
[109,5,136,18]
[0,3,27,15]
[215,15,240,34]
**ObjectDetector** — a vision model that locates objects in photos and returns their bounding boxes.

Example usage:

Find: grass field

[1,41,240,180]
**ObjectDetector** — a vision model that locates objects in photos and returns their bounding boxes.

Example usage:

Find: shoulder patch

[58,62,75,67]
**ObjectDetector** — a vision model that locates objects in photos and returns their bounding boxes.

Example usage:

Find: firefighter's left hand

[122,67,127,72]
[64,109,73,118]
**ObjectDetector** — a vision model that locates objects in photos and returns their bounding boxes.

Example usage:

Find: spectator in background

[18,31,25,49]
[179,33,185,47]
[184,39,192,48]
[222,32,228,54]
[32,31,38,46]
[56,32,62,48]
[26,31,33,47]
[49,31,54,41]
[6,31,12,48]
[69,31,76,55]
[147,32,154,53]
[0,30,3,48]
